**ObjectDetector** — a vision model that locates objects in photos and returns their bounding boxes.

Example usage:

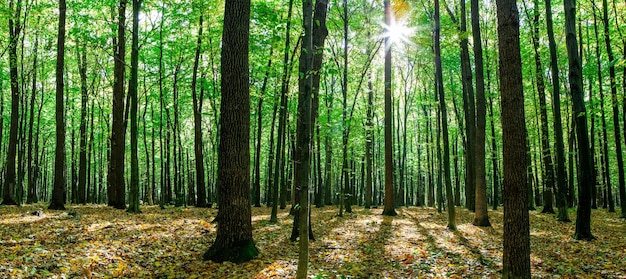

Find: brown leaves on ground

[0,204,625,278]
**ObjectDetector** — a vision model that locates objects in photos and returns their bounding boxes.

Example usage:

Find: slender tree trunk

[127,0,142,213]
[601,0,626,218]
[365,73,373,209]
[49,0,67,210]
[312,0,329,209]
[254,51,273,208]
[26,29,39,204]
[496,0,531,275]
[192,14,208,208]
[535,0,557,216]
[565,0,594,240]
[434,0,455,229]
[324,79,334,206]
[77,43,88,204]
[545,0,570,220]
[592,7,615,213]
[2,0,22,206]
[108,0,127,209]
[382,0,397,217]
[339,0,349,217]
[295,0,314,275]
[471,0,490,226]
[270,0,295,223]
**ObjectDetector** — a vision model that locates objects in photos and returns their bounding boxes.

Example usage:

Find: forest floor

[0,204,625,279]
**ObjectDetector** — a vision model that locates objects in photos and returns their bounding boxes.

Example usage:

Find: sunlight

[381,20,415,50]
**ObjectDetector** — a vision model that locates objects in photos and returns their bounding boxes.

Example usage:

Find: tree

[270,0,295,223]
[544,0,570,222]
[192,12,208,208]
[601,0,626,219]
[77,43,88,205]
[127,0,142,213]
[434,0,455,230]
[203,0,259,263]
[311,0,329,208]
[537,0,557,215]
[108,0,127,210]
[471,0,490,227]
[496,0,531,276]
[1,0,22,206]
[566,0,594,240]
[49,0,68,210]
[382,0,397,217]
[295,0,314,274]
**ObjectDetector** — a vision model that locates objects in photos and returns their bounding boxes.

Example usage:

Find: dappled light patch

[0,204,625,278]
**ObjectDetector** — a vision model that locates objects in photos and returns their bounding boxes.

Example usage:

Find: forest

[0,0,625,278]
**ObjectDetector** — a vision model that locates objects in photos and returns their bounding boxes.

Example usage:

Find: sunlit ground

[0,203,625,278]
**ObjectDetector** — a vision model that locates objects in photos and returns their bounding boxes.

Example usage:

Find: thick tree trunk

[204,0,258,263]
[496,0,531,276]
[382,0,397,217]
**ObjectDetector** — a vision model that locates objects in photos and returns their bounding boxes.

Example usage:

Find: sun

[382,20,415,48]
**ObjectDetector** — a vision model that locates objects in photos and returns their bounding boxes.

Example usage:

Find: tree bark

[203,0,258,263]
[601,0,626,218]
[192,14,208,208]
[496,0,531,276]
[382,0,397,217]
[296,0,314,275]
[2,0,22,206]
[565,0,594,241]
[470,0,490,226]
[270,0,295,223]
[126,0,142,213]
[49,0,67,210]
[108,0,127,210]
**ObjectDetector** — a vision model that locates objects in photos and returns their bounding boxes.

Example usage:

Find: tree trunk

[26,28,39,204]
[108,0,127,210]
[191,14,208,208]
[126,0,142,213]
[77,43,88,205]
[382,0,397,217]
[2,0,22,206]
[295,0,314,275]
[270,0,294,223]
[496,0,531,276]
[49,0,67,210]
[564,0,594,241]
[203,0,258,263]
[601,0,626,218]
[470,0,490,226]
[253,53,272,208]
[311,0,329,209]
[433,0,455,229]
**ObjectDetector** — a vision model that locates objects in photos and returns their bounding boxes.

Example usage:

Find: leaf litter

[0,204,625,278]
